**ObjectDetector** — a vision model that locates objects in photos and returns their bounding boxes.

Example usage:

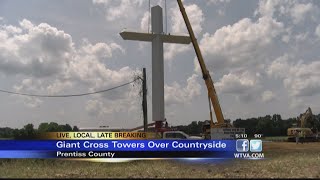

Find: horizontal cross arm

[161,34,191,44]
[120,31,191,44]
[120,31,155,42]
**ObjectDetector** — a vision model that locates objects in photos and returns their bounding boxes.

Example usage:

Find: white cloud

[315,24,320,38]
[193,13,289,104]
[19,19,34,30]
[92,0,110,4]
[0,19,140,114]
[215,71,262,103]
[261,90,275,102]
[46,80,73,95]
[165,74,201,106]
[267,54,320,97]
[92,0,146,30]
[140,11,150,32]
[85,82,141,117]
[255,0,318,24]
[217,9,226,16]
[170,4,203,35]
[92,0,201,61]
[81,39,125,58]
[0,19,73,77]
[294,32,309,42]
[19,96,43,108]
[266,53,292,78]
[216,71,260,94]
[3,25,22,34]
[207,0,230,16]
[284,62,320,97]
[164,3,204,60]
[86,99,110,116]
[0,19,131,88]
[255,0,292,17]
[282,34,290,43]
[93,0,144,22]
[1,0,320,128]
[208,0,231,5]
[198,16,284,73]
[290,3,314,24]
[12,79,44,108]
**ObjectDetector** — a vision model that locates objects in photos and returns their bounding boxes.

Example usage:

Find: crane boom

[177,0,225,127]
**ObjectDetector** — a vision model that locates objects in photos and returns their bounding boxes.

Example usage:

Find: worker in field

[299,130,304,144]
[298,131,303,144]
[294,130,299,144]
[302,130,306,144]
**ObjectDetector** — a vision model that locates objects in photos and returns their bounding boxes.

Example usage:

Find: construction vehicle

[133,121,203,139]
[157,121,203,139]
[287,107,318,142]
[155,123,203,139]
[162,131,203,140]
[177,0,244,139]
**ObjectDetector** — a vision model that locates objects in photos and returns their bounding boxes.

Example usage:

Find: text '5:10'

[235,134,247,138]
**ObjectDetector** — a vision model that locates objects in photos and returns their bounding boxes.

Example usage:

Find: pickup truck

[162,131,203,140]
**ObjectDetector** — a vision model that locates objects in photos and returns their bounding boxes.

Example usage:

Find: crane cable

[165,0,167,34]
[148,0,151,33]
[0,78,139,98]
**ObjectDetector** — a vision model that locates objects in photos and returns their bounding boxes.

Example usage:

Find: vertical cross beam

[120,5,191,131]
[151,6,165,123]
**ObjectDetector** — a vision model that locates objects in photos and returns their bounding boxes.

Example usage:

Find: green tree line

[0,122,79,139]
[173,114,320,136]
[1,113,320,138]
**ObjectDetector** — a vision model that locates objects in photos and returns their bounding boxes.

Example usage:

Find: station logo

[236,139,249,152]
[250,139,262,152]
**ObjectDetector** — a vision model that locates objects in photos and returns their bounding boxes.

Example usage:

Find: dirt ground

[0,142,320,178]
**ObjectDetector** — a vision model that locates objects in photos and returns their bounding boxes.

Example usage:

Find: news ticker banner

[38,132,157,140]
[0,132,264,161]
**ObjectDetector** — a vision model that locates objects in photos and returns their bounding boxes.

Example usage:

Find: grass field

[263,136,288,142]
[1,142,320,178]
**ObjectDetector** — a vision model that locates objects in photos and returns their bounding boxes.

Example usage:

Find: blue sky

[0,0,320,129]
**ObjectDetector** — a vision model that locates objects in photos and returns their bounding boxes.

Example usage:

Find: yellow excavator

[177,0,243,139]
[287,107,318,142]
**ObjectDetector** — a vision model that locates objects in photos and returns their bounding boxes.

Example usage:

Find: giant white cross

[120,5,191,127]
